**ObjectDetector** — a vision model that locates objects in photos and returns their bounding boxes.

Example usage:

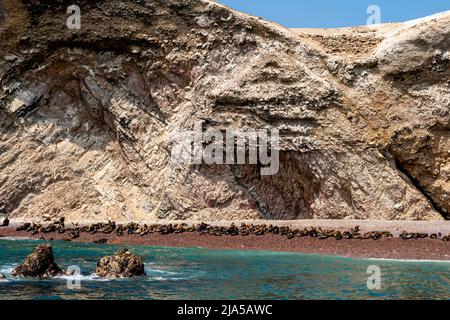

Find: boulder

[0,273,5,279]
[96,248,145,278]
[12,245,64,277]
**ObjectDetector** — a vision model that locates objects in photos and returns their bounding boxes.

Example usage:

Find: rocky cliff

[0,0,449,222]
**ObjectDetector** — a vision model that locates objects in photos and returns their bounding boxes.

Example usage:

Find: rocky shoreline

[1,220,450,261]
[7,220,450,241]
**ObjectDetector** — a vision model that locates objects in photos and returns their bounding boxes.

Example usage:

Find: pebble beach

[1,220,450,261]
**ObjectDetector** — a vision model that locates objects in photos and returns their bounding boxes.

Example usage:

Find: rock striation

[0,0,449,222]
[96,248,145,278]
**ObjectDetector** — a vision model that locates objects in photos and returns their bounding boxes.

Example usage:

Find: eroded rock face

[0,4,5,29]
[12,245,64,277]
[96,248,145,278]
[0,215,8,226]
[0,0,448,221]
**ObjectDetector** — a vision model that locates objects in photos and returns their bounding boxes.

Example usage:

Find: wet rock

[96,248,145,278]
[0,273,5,280]
[11,245,64,278]
[93,238,108,244]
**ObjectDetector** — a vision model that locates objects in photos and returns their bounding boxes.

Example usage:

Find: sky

[217,0,450,28]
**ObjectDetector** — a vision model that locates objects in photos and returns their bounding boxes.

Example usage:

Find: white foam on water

[145,265,199,281]
[0,264,16,274]
[146,268,179,276]
[54,273,111,282]
[0,236,37,241]
[0,265,111,282]
[366,257,450,263]
[0,264,19,282]
[149,276,187,281]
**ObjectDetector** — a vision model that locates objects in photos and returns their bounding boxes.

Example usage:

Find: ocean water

[0,238,449,300]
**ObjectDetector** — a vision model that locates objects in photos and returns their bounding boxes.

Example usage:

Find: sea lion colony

[7,219,450,242]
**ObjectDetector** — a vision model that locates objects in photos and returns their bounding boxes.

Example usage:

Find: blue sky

[217,0,450,28]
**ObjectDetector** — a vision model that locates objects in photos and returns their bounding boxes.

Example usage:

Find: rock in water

[12,245,63,278]
[96,248,145,278]
[0,273,5,280]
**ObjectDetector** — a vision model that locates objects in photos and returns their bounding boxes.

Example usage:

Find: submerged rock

[12,245,64,278]
[96,248,145,278]
[0,273,5,280]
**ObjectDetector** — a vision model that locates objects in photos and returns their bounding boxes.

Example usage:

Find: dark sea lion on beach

[400,232,429,240]
[43,224,56,233]
[69,230,80,239]
[16,223,30,231]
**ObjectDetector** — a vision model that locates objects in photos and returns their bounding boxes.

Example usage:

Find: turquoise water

[0,238,449,300]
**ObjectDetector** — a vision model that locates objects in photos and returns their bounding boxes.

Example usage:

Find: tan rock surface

[96,248,145,278]
[0,1,448,222]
